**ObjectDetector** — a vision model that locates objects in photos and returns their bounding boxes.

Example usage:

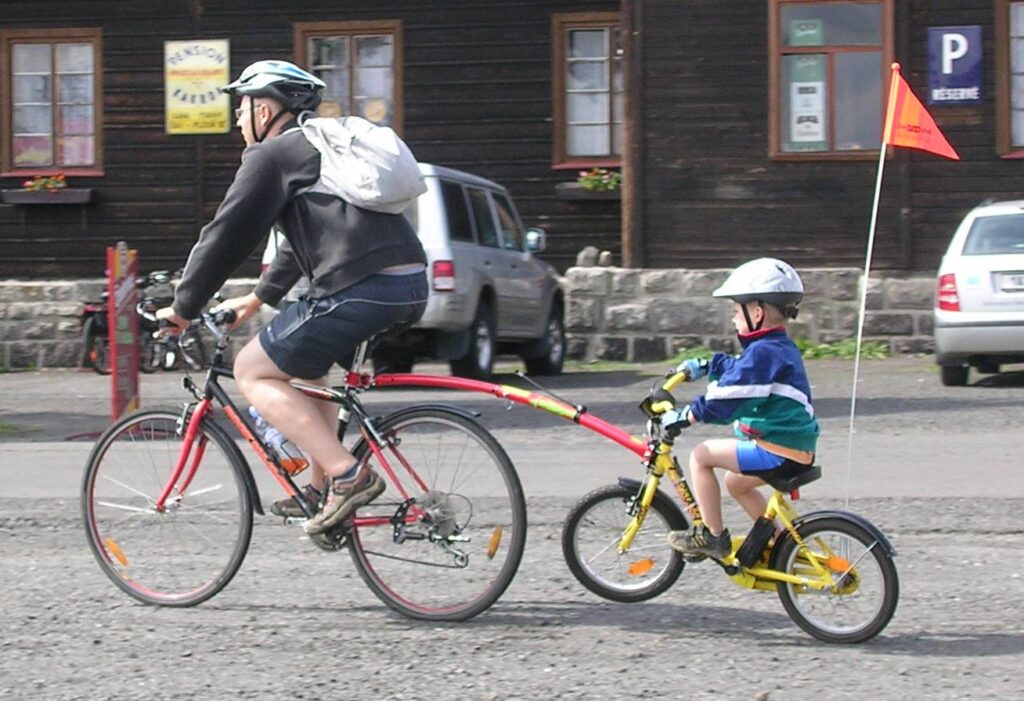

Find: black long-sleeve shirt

[172,122,425,320]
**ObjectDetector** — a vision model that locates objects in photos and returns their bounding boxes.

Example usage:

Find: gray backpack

[298,115,426,214]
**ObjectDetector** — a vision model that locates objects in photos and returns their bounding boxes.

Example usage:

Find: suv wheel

[523,303,565,376]
[940,364,968,386]
[450,301,495,379]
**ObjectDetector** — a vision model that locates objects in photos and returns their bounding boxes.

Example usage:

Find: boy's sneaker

[667,526,732,559]
[304,468,385,535]
[269,484,322,518]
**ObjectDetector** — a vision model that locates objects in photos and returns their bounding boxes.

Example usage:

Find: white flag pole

[844,64,902,509]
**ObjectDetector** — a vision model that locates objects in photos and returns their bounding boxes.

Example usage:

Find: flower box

[555,182,620,201]
[1,188,93,205]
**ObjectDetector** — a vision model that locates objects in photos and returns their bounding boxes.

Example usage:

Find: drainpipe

[621,0,645,268]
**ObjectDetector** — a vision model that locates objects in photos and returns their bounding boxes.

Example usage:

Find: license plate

[1001,272,1024,291]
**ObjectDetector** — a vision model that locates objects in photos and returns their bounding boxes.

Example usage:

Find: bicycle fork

[618,442,701,553]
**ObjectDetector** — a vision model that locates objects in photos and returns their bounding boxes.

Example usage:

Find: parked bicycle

[81,310,527,621]
[78,269,205,374]
[561,369,899,644]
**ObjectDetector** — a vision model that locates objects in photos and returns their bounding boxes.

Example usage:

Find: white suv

[934,199,1024,385]
[263,163,565,379]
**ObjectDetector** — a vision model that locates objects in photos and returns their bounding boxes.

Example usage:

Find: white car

[263,163,565,379]
[934,199,1024,385]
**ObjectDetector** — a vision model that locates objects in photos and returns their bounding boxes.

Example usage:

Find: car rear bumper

[934,315,1024,364]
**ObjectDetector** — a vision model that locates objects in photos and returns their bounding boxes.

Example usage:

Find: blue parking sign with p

[927,26,982,104]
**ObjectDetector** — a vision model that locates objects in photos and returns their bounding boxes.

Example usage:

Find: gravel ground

[2,496,1022,701]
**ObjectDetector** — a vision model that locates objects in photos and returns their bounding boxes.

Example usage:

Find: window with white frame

[552,13,622,165]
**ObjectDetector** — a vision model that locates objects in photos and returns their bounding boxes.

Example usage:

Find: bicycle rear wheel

[82,318,111,375]
[347,407,526,621]
[562,484,688,602]
[82,410,253,606]
[772,516,899,643]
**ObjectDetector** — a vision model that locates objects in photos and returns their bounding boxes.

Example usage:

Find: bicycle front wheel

[82,410,254,607]
[562,484,688,602]
[348,407,527,621]
[773,516,899,643]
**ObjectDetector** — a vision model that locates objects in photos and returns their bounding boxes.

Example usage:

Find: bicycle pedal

[682,553,707,563]
[282,516,308,527]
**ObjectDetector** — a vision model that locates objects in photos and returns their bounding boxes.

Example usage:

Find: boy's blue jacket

[689,327,819,455]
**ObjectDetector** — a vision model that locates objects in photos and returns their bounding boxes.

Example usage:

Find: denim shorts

[259,271,427,380]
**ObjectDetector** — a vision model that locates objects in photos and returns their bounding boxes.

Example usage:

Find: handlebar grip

[210,308,237,326]
[662,371,687,393]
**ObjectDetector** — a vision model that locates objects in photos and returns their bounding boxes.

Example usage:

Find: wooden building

[0,1,1020,278]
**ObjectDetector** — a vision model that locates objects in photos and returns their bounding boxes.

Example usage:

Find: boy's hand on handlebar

[155,307,188,335]
[675,358,708,381]
[212,292,262,329]
[660,405,692,433]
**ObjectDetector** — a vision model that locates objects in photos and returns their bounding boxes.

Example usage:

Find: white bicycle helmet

[713,257,804,319]
[221,60,326,114]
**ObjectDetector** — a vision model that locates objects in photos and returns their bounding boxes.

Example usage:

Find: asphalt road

[1,357,1022,699]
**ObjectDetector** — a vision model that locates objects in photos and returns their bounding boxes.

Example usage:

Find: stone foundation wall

[0,278,259,370]
[564,266,936,362]
[0,268,936,369]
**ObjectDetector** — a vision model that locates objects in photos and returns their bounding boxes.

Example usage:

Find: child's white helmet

[713,257,804,318]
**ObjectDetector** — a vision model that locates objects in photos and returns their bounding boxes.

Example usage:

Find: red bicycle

[81,310,527,621]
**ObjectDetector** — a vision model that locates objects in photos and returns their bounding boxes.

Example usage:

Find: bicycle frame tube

[154,398,212,511]
[370,373,648,457]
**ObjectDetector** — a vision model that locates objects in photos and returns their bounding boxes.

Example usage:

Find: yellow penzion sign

[165,40,231,134]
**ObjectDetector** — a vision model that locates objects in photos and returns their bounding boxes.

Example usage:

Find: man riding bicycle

[158,60,428,534]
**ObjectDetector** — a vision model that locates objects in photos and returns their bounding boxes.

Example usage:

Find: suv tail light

[937,273,960,311]
[432,260,455,291]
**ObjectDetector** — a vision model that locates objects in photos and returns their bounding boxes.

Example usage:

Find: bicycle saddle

[760,464,821,493]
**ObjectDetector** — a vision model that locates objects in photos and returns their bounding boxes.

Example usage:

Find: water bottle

[248,406,309,475]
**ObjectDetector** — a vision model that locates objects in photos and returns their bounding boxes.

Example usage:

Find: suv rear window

[440,180,474,243]
[962,214,1024,255]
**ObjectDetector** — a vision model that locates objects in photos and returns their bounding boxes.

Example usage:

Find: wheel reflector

[104,538,128,566]
[628,558,655,576]
[487,526,503,559]
[826,555,851,572]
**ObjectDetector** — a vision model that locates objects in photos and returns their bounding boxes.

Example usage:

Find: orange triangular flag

[883,63,959,160]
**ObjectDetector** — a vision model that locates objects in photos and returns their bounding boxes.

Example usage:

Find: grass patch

[0,421,21,434]
[794,338,889,359]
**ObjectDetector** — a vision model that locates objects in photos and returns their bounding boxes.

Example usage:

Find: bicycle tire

[347,407,527,621]
[82,317,111,375]
[139,336,158,374]
[772,516,899,643]
[82,409,254,607]
[562,484,688,603]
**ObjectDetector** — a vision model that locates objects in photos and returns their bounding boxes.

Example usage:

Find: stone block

[596,337,628,361]
[632,337,669,362]
[56,320,82,339]
[864,277,884,310]
[606,303,649,332]
[566,268,610,296]
[862,312,914,335]
[610,269,639,296]
[575,246,599,267]
[892,336,934,355]
[566,336,589,361]
[651,299,725,335]
[916,313,934,335]
[678,269,728,296]
[21,321,55,339]
[566,297,601,331]
[826,268,861,301]
[7,341,39,368]
[708,336,738,353]
[41,341,81,367]
[640,269,683,294]
[3,304,34,320]
[44,282,78,301]
[670,335,705,355]
[886,278,935,309]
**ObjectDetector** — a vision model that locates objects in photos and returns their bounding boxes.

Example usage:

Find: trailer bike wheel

[562,484,688,603]
[772,517,899,643]
[347,407,527,621]
[81,410,254,607]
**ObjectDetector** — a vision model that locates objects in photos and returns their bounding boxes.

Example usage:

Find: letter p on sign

[942,33,969,74]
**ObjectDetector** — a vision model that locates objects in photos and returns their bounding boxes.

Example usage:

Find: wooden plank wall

[0,0,621,278]
[638,0,1012,271]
